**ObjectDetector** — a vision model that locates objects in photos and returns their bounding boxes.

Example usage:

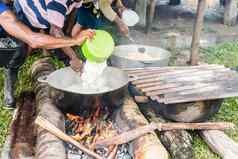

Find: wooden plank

[132,68,231,85]
[146,78,238,96]
[163,91,238,104]
[145,83,211,95]
[168,79,238,96]
[136,72,238,89]
[125,64,224,74]
[190,0,206,65]
[132,68,231,82]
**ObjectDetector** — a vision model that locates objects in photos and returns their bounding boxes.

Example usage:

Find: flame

[66,97,117,152]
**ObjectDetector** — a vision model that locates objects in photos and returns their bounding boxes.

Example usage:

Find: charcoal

[0,38,18,48]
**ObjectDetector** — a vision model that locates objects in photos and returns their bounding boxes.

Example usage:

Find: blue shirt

[0,3,9,35]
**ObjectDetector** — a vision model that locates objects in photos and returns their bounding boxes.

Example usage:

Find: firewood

[95,122,234,147]
[31,58,67,159]
[137,100,194,159]
[200,130,238,159]
[117,94,169,159]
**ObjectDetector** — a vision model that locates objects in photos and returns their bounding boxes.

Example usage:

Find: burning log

[138,101,194,159]
[118,94,169,159]
[200,130,238,159]
[31,58,67,159]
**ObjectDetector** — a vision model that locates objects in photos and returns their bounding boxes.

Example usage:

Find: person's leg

[4,67,18,108]
[3,40,27,108]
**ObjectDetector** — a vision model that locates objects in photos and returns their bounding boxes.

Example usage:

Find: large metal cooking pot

[110,44,171,68]
[38,67,129,115]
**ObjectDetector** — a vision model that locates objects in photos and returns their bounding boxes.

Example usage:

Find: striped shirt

[16,0,82,29]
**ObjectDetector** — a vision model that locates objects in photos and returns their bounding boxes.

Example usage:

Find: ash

[66,143,133,159]
[0,37,18,48]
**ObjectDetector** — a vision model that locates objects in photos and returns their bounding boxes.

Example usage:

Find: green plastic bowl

[82,30,115,63]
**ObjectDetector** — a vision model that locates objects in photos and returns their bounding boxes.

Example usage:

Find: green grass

[1,42,238,158]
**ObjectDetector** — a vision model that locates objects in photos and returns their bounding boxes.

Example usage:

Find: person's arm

[0,10,92,49]
[99,0,128,36]
[50,24,84,72]
[115,0,126,15]
[99,0,117,22]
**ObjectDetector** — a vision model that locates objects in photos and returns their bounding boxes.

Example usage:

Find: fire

[66,97,118,154]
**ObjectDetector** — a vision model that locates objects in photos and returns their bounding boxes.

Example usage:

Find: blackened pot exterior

[50,85,127,116]
[159,100,223,122]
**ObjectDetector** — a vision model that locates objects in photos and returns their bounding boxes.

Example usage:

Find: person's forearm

[29,32,79,49]
[50,25,79,60]
[0,11,79,49]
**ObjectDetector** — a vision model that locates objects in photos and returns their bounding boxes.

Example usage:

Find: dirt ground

[127,4,238,50]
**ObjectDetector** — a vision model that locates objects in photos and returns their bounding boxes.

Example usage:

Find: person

[71,0,129,38]
[0,1,94,109]
[14,0,88,70]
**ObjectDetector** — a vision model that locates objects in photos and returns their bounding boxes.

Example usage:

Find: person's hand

[74,29,95,45]
[115,16,129,36]
[118,6,127,17]
[70,58,83,72]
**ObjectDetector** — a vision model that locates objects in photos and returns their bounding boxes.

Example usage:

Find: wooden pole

[190,0,206,65]
[224,0,237,26]
[135,0,147,27]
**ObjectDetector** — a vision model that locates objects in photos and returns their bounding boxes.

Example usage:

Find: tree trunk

[190,0,206,65]
[135,0,147,27]
[224,0,237,26]
[31,58,67,159]
[117,93,169,159]
[200,130,238,159]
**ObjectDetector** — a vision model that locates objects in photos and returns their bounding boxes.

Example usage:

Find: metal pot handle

[38,75,49,83]
[128,75,138,81]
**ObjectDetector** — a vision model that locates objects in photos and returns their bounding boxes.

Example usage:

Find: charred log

[10,92,36,159]
[139,103,194,159]
[31,58,67,159]
[117,93,169,159]
[130,86,194,159]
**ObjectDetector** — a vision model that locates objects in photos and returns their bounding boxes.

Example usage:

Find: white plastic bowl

[122,9,139,27]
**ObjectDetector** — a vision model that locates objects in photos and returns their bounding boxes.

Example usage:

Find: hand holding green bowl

[82,30,115,63]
